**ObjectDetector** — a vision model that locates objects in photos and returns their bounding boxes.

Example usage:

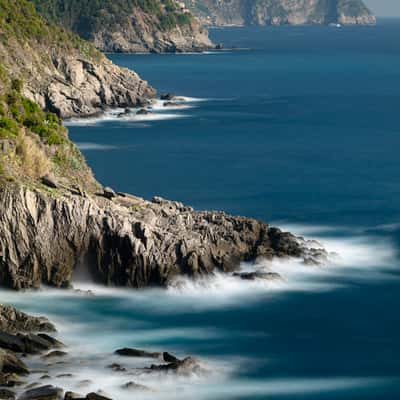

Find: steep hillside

[0,0,155,118]
[31,0,213,52]
[184,0,376,26]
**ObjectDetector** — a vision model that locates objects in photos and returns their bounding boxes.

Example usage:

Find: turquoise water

[4,20,400,399]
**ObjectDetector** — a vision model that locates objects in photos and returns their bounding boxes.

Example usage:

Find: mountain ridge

[184,0,376,26]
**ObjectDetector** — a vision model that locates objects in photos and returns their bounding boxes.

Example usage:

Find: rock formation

[0,185,324,290]
[184,0,376,26]
[0,0,155,119]
[31,0,213,53]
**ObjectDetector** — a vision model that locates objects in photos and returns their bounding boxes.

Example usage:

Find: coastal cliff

[0,184,322,290]
[184,0,376,26]
[0,0,326,291]
[31,0,213,53]
[0,0,155,118]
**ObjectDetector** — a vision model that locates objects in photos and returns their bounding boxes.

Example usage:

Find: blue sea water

[3,20,400,399]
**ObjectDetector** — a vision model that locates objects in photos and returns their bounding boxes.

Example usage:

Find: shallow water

[4,20,400,399]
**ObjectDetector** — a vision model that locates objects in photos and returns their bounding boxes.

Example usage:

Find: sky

[364,0,400,17]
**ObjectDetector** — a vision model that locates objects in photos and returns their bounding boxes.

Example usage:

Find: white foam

[75,143,118,151]
[1,223,397,399]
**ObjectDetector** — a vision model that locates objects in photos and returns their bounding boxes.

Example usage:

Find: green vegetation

[3,81,66,145]
[0,0,100,59]
[30,0,193,41]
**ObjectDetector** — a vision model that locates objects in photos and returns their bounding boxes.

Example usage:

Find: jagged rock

[0,349,29,375]
[0,389,16,400]
[21,334,53,354]
[0,332,26,353]
[115,348,160,358]
[0,306,55,335]
[163,352,179,363]
[0,185,318,290]
[232,272,282,281]
[37,335,64,349]
[18,385,63,400]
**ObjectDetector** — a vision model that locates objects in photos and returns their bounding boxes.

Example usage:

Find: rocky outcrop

[0,0,155,119]
[0,184,324,290]
[31,0,213,54]
[184,0,376,26]
[90,10,213,53]
[36,57,155,119]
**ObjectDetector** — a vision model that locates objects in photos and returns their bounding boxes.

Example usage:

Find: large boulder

[18,385,63,400]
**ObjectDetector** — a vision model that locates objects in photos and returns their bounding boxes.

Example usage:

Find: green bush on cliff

[30,0,193,40]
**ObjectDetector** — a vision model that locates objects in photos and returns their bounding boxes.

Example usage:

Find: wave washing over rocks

[64,94,204,126]
[0,224,396,400]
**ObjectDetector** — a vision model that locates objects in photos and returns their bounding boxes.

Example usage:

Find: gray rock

[18,385,63,400]
[115,348,160,358]
[37,335,64,349]
[0,186,319,290]
[0,332,26,353]
[0,349,29,375]
[0,306,55,335]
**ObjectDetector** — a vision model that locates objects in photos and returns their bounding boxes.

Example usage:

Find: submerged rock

[41,351,68,359]
[136,108,151,115]
[149,356,207,377]
[232,272,282,281]
[121,381,150,391]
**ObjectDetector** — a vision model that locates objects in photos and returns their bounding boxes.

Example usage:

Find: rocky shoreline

[0,304,211,400]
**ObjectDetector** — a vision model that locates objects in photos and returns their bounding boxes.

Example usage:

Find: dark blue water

[7,20,400,399]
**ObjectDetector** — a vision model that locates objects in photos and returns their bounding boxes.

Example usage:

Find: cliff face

[0,0,155,118]
[31,0,213,53]
[184,0,376,26]
[0,185,318,290]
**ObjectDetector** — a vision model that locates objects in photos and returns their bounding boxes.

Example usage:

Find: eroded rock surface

[0,185,324,290]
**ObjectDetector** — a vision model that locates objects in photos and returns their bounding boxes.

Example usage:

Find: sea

[3,19,400,399]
